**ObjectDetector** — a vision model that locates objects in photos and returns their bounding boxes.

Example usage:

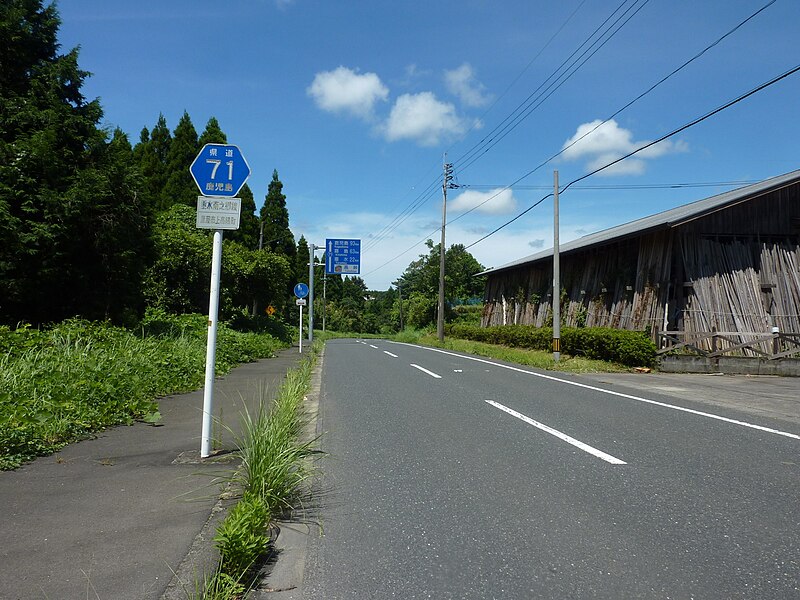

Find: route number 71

[206,159,234,180]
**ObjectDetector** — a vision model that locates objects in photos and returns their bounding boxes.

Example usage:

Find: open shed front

[481,171,800,360]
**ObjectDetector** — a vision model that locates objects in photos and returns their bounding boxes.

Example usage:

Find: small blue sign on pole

[325,239,361,275]
[190,144,251,197]
[294,282,309,298]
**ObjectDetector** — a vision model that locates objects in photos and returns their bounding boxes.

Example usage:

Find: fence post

[772,326,780,356]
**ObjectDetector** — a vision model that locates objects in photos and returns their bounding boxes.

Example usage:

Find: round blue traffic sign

[190,143,251,197]
[294,283,309,298]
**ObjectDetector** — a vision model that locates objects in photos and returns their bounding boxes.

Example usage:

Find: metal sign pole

[299,304,304,353]
[201,229,223,458]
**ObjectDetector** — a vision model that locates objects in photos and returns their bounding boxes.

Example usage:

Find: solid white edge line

[384,351,399,358]
[410,363,442,379]
[486,400,627,465]
[389,342,800,441]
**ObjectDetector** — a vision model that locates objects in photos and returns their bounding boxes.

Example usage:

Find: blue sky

[57,0,800,290]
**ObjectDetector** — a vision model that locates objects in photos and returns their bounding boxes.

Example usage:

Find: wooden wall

[481,181,800,351]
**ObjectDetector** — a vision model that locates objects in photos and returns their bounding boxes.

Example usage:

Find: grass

[0,315,288,470]
[194,341,321,599]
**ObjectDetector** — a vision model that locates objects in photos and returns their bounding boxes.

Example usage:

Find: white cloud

[444,63,492,108]
[382,92,471,146]
[307,66,389,120]
[561,119,687,176]
[449,188,517,215]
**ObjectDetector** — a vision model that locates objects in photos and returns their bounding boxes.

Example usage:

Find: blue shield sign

[190,144,251,197]
[325,239,361,275]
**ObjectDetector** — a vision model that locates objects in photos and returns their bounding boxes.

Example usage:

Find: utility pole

[308,243,316,342]
[322,264,327,333]
[438,158,455,342]
[398,284,404,331]
[253,221,264,316]
[553,170,561,363]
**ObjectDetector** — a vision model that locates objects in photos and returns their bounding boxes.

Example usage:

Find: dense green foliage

[0,313,289,469]
[1,0,152,324]
[445,323,657,367]
[0,1,298,327]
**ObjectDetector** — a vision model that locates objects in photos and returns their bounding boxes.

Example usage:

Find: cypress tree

[163,110,199,207]
[259,170,295,258]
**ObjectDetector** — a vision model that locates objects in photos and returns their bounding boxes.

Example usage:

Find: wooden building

[479,170,800,355]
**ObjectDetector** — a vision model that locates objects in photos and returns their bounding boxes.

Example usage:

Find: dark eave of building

[476,168,800,277]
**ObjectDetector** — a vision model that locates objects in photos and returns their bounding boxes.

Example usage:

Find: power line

[361,0,613,254]
[458,180,758,191]
[453,0,650,174]
[446,0,778,224]
[465,62,800,250]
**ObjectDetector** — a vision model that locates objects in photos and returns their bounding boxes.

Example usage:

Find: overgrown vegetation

[444,323,657,367]
[197,344,319,598]
[0,312,290,470]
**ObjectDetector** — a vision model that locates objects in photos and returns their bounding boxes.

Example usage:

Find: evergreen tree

[259,170,295,258]
[198,116,227,146]
[229,183,259,249]
[163,110,199,208]
[296,236,310,284]
[0,0,147,324]
[135,113,172,211]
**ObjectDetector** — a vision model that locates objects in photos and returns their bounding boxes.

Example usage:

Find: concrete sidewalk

[0,346,306,600]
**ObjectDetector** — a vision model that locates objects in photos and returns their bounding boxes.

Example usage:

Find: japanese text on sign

[196,196,241,230]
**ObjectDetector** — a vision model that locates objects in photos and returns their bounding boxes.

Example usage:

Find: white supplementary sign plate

[196,197,242,230]
[296,298,307,306]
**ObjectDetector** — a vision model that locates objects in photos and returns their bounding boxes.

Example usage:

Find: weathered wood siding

[482,181,800,351]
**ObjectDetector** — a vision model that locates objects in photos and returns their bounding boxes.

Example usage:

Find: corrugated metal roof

[478,169,800,276]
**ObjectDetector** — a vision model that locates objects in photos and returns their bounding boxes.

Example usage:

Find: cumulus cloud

[444,63,492,108]
[307,66,389,120]
[449,188,517,215]
[561,119,687,176]
[528,239,545,249]
[382,92,471,146]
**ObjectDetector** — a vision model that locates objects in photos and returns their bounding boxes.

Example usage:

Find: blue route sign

[326,239,361,275]
[294,283,309,298]
[190,144,251,197]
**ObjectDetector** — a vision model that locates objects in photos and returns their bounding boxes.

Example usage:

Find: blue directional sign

[294,283,309,298]
[326,239,361,275]
[190,144,250,197]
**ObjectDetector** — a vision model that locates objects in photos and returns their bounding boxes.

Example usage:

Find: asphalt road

[302,339,800,599]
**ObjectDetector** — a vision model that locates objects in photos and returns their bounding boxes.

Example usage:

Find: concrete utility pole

[553,170,561,363]
[438,159,454,342]
[308,243,316,342]
[253,222,264,316]
[398,284,404,331]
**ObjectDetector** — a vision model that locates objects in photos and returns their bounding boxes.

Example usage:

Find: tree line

[0,0,487,332]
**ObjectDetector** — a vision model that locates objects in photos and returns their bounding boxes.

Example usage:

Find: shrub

[445,323,656,367]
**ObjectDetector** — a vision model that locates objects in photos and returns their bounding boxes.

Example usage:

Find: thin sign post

[192,144,250,459]
[294,283,309,353]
